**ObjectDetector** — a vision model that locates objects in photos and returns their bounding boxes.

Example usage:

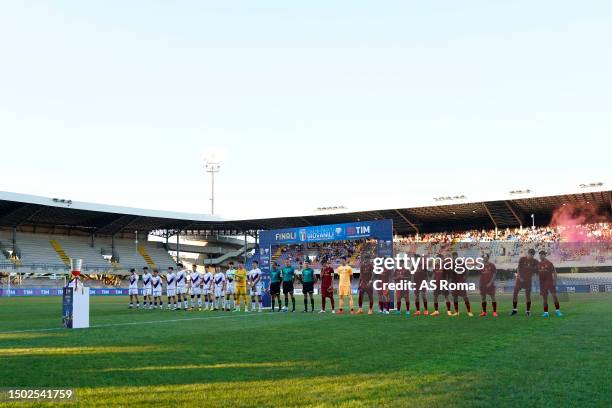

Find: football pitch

[1,294,611,407]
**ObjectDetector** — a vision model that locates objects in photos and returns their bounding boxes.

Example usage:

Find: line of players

[268,249,562,318]
[128,260,265,312]
[370,249,563,318]
[127,249,563,318]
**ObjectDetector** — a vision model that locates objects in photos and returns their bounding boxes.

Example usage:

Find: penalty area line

[0,312,272,335]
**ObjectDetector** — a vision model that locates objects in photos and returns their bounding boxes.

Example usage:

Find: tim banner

[262,219,393,245]
[0,288,133,296]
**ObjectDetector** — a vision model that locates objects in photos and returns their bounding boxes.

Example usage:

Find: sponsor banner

[292,288,321,296]
[502,285,594,293]
[258,219,394,308]
[262,219,393,245]
[0,288,132,296]
[2,284,607,296]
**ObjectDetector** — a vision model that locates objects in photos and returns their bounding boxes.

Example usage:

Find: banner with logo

[258,219,394,307]
[263,219,393,245]
[62,287,74,328]
[1,288,133,296]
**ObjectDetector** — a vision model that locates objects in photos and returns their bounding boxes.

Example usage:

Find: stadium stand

[102,238,175,271]
[2,232,71,271]
[556,273,612,285]
[271,240,365,269]
[395,223,612,243]
[0,190,610,293]
[0,231,176,273]
[393,223,612,269]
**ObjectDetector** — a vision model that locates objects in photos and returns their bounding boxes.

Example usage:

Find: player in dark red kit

[377,265,392,314]
[431,254,452,316]
[357,255,374,315]
[479,254,497,317]
[511,248,538,316]
[393,255,411,316]
[451,252,473,317]
[319,260,335,314]
[537,250,563,317]
[412,254,429,316]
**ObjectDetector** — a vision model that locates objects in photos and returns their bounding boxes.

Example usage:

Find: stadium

[1,186,611,406]
[2,2,612,407]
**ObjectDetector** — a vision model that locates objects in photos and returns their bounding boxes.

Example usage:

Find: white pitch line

[0,327,65,334]
[91,312,272,328]
[0,312,272,335]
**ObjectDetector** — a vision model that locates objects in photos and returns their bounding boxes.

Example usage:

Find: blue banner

[257,219,394,307]
[261,219,393,245]
[62,287,73,328]
[1,288,133,296]
[1,284,610,297]
[502,284,612,294]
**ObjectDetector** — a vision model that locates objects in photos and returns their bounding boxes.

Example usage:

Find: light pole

[204,158,221,215]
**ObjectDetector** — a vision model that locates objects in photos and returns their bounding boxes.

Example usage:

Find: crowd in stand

[272,224,611,269]
[281,240,363,265]
[394,223,612,244]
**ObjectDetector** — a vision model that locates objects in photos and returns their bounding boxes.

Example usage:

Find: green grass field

[1,294,611,407]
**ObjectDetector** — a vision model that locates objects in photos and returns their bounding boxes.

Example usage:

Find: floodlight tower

[204,154,221,216]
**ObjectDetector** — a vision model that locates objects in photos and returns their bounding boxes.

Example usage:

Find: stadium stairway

[50,239,71,267]
[0,240,20,265]
[348,242,363,266]
[9,256,23,267]
[202,243,256,265]
[272,246,284,263]
[137,245,157,269]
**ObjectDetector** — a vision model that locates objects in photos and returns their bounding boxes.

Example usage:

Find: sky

[0,1,610,219]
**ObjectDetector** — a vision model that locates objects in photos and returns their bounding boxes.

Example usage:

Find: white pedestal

[72,286,90,328]
[62,283,90,329]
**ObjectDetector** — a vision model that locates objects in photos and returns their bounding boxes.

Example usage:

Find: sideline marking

[0,312,272,335]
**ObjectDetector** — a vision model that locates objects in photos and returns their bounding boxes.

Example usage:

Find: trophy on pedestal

[62,258,90,328]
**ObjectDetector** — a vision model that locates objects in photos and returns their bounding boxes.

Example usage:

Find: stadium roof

[0,190,610,236]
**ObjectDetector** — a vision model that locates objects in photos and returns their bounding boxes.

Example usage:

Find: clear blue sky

[0,1,610,219]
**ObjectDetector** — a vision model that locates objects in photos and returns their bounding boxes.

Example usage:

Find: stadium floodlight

[578,182,603,189]
[509,189,531,195]
[315,205,348,212]
[51,197,73,206]
[204,151,223,216]
[433,195,466,202]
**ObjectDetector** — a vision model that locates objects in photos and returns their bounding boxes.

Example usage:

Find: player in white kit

[176,263,188,310]
[151,269,163,309]
[213,267,226,311]
[189,264,202,311]
[142,266,153,309]
[225,261,237,311]
[166,266,177,309]
[249,260,263,312]
[128,268,140,309]
[201,267,214,310]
